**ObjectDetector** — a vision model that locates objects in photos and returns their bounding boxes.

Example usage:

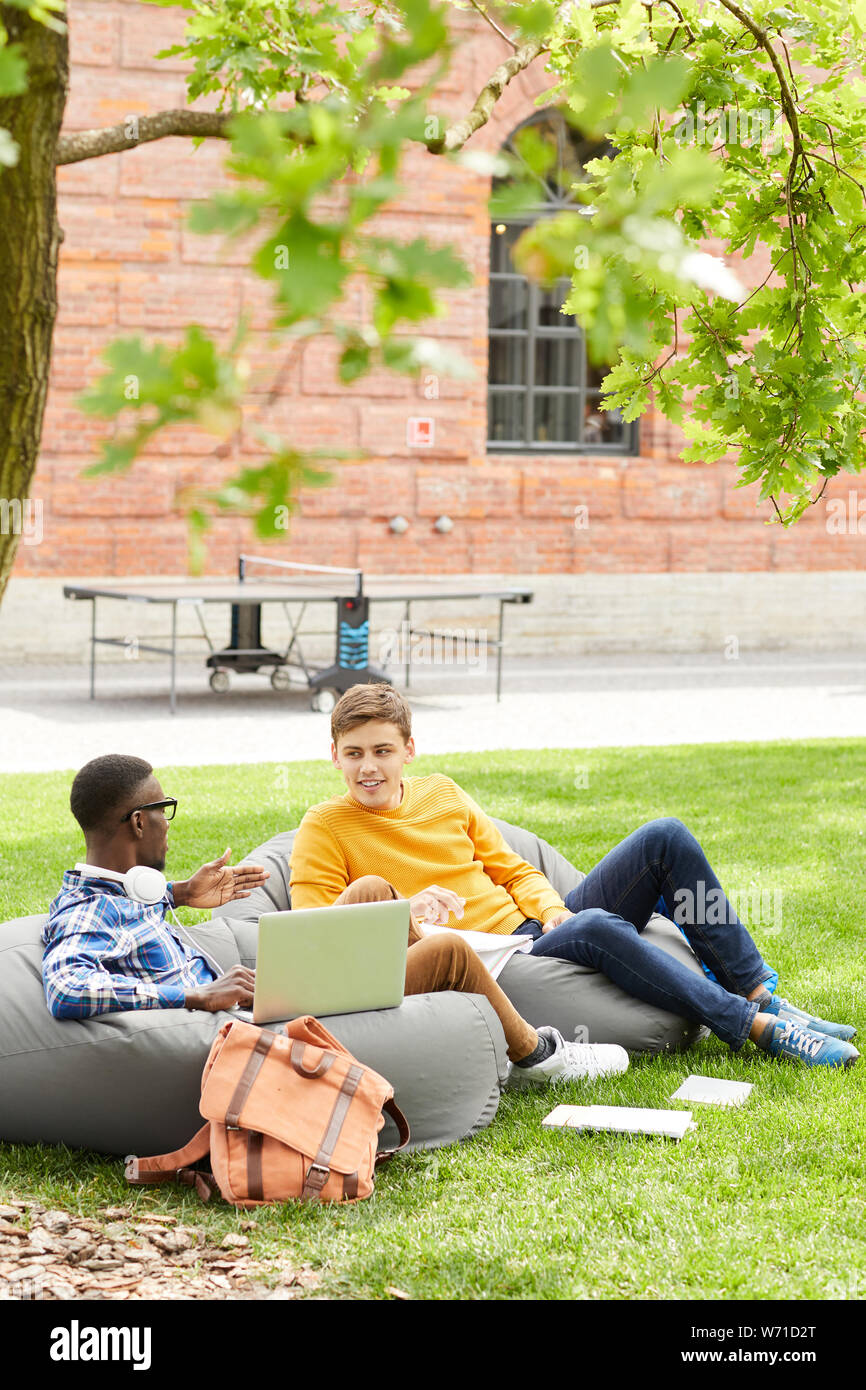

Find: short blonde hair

[331,684,412,745]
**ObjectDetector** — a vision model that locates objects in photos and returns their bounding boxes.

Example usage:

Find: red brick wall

[14,1,866,577]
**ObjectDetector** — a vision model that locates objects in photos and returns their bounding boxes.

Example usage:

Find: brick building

[13,0,866,586]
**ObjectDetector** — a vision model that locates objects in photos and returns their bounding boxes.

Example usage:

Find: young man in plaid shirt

[43,755,266,1019]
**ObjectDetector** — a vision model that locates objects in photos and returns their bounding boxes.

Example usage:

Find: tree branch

[466,0,518,51]
[717,0,806,314]
[808,151,866,206]
[425,0,700,155]
[425,34,546,153]
[53,0,725,170]
[56,110,234,166]
[717,0,801,147]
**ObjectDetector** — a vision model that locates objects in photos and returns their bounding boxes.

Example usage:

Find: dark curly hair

[70,755,154,834]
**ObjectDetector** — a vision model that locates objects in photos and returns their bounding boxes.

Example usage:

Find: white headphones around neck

[73,863,229,981]
[75,862,167,906]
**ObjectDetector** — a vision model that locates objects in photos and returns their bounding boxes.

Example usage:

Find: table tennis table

[63,556,533,713]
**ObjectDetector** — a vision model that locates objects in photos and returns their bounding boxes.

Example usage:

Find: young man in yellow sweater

[289,684,631,1081]
[290,684,859,1071]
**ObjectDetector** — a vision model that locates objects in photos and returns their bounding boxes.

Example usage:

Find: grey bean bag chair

[214,818,709,1054]
[0,913,507,1158]
[0,817,706,1161]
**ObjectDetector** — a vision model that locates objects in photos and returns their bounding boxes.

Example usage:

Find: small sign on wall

[406,416,435,448]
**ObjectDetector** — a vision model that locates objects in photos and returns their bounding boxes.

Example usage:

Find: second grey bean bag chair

[214,817,709,1054]
[0,913,507,1158]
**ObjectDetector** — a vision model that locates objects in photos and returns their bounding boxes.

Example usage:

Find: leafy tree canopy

[3,0,866,550]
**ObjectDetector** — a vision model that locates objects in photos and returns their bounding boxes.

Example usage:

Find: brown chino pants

[334,875,539,1063]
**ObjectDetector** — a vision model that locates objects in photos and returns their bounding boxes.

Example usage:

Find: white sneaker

[508,1026,630,1086]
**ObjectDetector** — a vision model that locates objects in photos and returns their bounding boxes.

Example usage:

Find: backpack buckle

[302,1162,330,1199]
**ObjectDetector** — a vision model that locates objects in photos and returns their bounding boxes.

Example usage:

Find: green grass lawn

[1,740,864,1300]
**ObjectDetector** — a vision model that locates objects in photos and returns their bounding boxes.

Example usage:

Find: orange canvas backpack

[125,1015,410,1206]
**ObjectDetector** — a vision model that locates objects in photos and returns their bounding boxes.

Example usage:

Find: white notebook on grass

[670,1075,753,1108]
[542,1104,695,1141]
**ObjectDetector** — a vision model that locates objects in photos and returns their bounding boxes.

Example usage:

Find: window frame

[486,113,639,457]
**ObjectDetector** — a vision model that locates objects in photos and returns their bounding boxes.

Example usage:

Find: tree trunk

[0,7,68,605]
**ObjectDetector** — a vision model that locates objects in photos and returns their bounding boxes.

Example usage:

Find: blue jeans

[515,818,775,1049]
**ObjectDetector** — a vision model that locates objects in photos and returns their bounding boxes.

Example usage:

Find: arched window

[488,109,637,453]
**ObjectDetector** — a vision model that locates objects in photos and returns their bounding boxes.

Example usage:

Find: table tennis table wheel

[310,688,337,714]
[270,667,291,692]
[209,669,231,694]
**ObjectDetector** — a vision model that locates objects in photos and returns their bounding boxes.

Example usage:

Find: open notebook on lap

[251,898,410,1024]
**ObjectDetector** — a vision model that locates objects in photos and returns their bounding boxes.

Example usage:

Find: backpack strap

[125,1123,217,1201]
[301,1063,365,1199]
[376,1098,411,1164]
[246,1129,265,1203]
[226,1028,279,1127]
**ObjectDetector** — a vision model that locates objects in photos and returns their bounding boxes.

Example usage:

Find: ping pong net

[238,554,364,599]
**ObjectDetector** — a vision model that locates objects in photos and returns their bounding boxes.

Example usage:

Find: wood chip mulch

[0,1201,321,1301]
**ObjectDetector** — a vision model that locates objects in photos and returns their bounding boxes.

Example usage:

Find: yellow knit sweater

[289,773,566,935]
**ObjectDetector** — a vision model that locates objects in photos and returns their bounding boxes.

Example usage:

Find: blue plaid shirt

[42,871,217,1019]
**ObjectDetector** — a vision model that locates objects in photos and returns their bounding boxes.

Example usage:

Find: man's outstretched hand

[173,849,270,910]
[184,965,256,1013]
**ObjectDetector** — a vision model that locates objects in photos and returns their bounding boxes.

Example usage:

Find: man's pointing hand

[173,849,269,910]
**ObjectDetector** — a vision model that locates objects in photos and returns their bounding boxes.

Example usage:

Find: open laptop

[251,898,410,1024]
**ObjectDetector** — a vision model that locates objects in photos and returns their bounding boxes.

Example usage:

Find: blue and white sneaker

[764,995,857,1042]
[764,1019,859,1068]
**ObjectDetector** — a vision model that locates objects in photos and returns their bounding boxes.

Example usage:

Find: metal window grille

[487,111,638,456]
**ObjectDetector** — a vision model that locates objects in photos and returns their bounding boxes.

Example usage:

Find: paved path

[0,651,863,773]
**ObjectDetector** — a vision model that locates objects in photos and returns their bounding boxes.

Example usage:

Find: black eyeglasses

[121,798,178,823]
